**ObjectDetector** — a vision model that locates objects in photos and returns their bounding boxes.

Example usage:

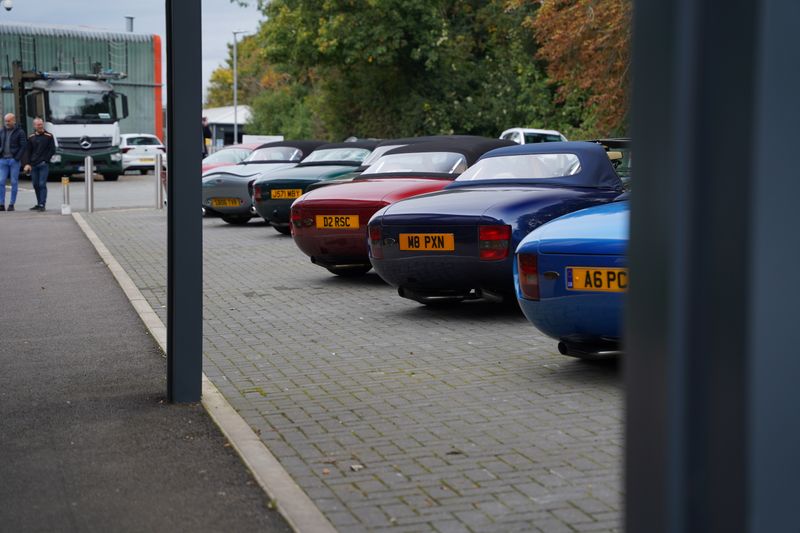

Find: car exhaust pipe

[558,341,622,359]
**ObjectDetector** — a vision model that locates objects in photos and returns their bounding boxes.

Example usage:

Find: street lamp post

[232,30,249,144]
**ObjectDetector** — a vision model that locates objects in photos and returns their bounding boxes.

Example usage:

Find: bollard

[84,155,94,213]
[155,152,164,209]
[61,177,72,215]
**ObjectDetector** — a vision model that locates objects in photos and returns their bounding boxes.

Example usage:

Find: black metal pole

[627,1,800,531]
[165,0,202,402]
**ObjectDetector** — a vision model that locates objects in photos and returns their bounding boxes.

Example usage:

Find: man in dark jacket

[23,117,56,211]
[0,113,27,211]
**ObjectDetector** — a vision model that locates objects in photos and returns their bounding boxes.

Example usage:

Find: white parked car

[499,127,567,144]
[120,133,166,174]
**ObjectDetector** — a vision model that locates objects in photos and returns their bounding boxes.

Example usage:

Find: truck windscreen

[48,92,116,124]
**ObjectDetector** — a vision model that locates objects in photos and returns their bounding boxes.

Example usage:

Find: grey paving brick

[84,211,624,533]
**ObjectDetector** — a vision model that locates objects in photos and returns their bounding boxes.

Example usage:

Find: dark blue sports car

[514,199,629,358]
[367,141,625,304]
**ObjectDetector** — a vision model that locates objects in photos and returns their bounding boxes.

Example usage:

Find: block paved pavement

[85,209,623,533]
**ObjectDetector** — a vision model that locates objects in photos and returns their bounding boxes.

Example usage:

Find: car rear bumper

[370,254,513,297]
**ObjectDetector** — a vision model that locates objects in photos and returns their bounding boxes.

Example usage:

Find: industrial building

[0,21,162,138]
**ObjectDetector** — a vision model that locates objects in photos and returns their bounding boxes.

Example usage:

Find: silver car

[202,140,325,224]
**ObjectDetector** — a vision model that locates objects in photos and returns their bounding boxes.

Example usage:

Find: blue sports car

[367,141,625,304]
[514,198,629,358]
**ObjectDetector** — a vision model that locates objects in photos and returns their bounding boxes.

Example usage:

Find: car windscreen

[362,152,467,175]
[126,136,161,146]
[244,146,302,162]
[301,147,371,163]
[48,91,115,124]
[203,148,251,164]
[524,132,563,143]
[455,153,582,181]
[359,144,407,166]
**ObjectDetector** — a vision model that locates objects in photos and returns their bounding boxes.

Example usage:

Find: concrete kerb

[72,212,337,533]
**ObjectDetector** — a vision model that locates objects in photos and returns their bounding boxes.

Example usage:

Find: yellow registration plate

[271,189,303,200]
[315,215,359,229]
[210,197,241,207]
[566,267,628,292]
[399,233,455,251]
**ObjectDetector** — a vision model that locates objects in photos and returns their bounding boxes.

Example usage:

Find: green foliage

[220,0,600,140]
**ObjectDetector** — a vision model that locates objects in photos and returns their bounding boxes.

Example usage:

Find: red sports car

[290,137,514,276]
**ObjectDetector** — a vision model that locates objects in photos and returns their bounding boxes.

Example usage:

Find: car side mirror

[115,93,129,120]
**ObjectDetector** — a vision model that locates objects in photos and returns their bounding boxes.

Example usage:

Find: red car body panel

[291,177,453,268]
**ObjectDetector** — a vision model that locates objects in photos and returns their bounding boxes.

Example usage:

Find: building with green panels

[0,22,162,138]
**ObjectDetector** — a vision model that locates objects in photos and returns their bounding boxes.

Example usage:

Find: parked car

[367,141,625,304]
[291,137,515,276]
[120,133,165,174]
[201,143,260,173]
[514,198,629,358]
[305,135,491,192]
[201,140,326,224]
[252,141,379,234]
[500,127,567,144]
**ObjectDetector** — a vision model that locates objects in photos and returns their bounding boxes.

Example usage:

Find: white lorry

[12,62,129,181]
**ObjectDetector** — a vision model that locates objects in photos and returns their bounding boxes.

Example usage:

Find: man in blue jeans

[23,118,56,211]
[0,113,27,212]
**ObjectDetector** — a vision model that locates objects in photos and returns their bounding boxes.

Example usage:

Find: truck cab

[25,77,128,181]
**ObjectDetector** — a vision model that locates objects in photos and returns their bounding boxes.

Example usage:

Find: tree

[524,0,632,137]
[255,0,571,139]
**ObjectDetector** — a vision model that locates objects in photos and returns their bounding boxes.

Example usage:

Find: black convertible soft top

[296,140,381,167]
[244,140,328,163]
[379,138,516,167]
[309,140,381,151]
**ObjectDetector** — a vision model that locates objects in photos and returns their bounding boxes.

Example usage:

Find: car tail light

[478,225,511,261]
[369,225,383,259]
[157,146,166,152]
[291,207,302,228]
[121,147,133,153]
[253,185,262,202]
[517,253,540,300]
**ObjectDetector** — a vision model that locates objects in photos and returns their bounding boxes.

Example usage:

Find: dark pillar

[165,0,202,402]
[627,1,800,531]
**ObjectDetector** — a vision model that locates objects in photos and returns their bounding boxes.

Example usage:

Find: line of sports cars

[202,136,631,359]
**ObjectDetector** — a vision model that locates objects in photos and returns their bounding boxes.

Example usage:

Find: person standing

[0,113,27,212]
[23,117,56,211]
[202,116,212,158]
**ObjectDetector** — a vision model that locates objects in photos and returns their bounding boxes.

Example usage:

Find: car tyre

[272,225,292,235]
[221,215,251,225]
[104,173,120,181]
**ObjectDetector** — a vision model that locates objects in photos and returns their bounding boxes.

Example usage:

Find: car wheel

[272,225,292,235]
[139,169,149,175]
[104,174,120,181]
[221,215,251,225]
[326,265,372,277]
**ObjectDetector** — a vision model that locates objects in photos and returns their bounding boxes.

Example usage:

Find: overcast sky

[1,0,263,105]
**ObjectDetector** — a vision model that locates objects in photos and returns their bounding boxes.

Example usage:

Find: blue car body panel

[514,201,629,351]
[369,142,625,300]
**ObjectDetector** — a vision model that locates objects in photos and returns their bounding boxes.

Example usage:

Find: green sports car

[252,141,378,234]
